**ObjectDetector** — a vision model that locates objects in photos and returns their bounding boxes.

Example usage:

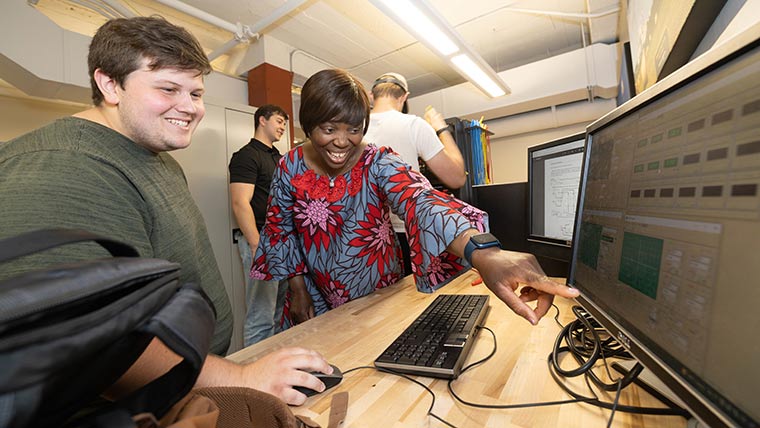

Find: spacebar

[444,333,468,347]
[397,356,417,365]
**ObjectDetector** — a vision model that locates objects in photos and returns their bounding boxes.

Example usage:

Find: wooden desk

[228,271,687,428]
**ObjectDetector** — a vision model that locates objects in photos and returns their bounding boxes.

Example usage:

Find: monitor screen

[569,26,760,428]
[528,133,586,247]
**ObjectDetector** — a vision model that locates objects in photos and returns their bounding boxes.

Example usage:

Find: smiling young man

[229,104,290,346]
[0,16,333,406]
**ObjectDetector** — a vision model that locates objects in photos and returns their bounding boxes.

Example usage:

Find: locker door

[225,107,256,352]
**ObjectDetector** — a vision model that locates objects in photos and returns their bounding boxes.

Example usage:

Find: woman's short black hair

[299,69,371,138]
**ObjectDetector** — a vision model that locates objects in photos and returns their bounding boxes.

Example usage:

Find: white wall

[204,72,249,107]
[0,95,85,141]
[489,123,588,185]
[481,1,760,186]
[0,69,247,142]
[693,0,760,58]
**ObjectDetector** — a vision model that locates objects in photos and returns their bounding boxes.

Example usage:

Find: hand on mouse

[199,347,332,406]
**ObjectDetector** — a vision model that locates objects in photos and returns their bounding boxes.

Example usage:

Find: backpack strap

[121,281,216,418]
[0,229,140,262]
[77,282,216,428]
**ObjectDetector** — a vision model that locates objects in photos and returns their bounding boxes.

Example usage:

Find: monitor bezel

[527,132,586,248]
[569,24,760,428]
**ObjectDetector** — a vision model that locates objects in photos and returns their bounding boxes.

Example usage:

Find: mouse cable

[447,326,591,410]
[342,365,458,428]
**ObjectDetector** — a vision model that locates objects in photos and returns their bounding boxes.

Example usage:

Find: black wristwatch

[463,233,502,265]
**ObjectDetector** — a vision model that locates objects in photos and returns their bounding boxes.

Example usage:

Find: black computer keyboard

[374,294,489,379]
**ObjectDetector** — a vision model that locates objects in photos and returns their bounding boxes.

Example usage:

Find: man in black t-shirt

[229,104,289,346]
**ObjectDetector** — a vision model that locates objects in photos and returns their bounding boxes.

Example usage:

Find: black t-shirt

[228,138,282,231]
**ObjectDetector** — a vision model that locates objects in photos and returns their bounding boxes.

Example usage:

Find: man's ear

[397,92,409,110]
[93,68,121,105]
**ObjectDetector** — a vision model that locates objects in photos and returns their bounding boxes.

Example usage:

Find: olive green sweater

[0,117,232,354]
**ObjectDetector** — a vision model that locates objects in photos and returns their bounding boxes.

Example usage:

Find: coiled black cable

[548,305,691,418]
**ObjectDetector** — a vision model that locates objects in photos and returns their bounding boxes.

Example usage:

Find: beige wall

[0,95,85,141]
[488,122,588,185]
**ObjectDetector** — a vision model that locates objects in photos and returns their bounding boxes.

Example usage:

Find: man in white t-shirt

[365,72,466,275]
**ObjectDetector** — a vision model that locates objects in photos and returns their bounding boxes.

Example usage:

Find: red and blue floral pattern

[252,144,487,327]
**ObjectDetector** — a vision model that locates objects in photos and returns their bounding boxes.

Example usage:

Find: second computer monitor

[528,133,586,247]
[526,133,585,276]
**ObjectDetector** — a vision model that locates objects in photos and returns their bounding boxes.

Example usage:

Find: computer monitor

[527,133,585,275]
[569,25,760,428]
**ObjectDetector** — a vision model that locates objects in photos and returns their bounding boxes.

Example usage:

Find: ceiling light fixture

[450,54,506,97]
[370,0,510,98]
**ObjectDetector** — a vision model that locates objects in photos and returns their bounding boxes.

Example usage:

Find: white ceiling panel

[30,0,621,97]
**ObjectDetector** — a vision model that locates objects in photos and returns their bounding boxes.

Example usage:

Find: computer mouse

[294,364,343,397]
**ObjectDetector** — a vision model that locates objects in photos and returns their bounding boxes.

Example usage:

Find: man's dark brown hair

[88,16,212,105]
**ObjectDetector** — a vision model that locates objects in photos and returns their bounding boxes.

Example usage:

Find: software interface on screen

[573,41,760,425]
[529,137,585,244]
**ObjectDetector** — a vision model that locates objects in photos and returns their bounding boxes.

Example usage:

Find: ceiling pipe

[68,0,121,19]
[99,0,136,18]
[155,0,307,62]
[245,0,307,35]
[208,32,251,62]
[503,6,620,20]
[154,0,238,33]
[289,49,335,76]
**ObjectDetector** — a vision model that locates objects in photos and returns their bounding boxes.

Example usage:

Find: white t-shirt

[365,109,444,232]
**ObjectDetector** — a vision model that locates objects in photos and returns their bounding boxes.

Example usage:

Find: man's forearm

[104,338,182,400]
[194,353,244,388]
[231,201,260,247]
[438,131,465,171]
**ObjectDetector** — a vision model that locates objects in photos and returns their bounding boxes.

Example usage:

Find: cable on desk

[551,305,633,386]
[547,305,692,419]
[552,303,564,329]
[346,303,688,426]
[342,366,458,427]
[607,379,624,428]
[447,326,591,410]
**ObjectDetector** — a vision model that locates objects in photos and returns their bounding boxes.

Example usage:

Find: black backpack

[0,229,216,428]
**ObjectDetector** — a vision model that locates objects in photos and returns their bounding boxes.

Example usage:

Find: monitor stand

[612,361,705,428]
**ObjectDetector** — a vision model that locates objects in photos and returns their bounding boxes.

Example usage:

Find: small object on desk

[471,277,483,286]
[327,391,349,428]
[294,364,343,397]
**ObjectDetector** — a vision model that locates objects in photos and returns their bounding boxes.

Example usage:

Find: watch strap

[464,233,502,265]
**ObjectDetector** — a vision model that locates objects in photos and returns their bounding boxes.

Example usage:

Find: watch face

[472,233,498,245]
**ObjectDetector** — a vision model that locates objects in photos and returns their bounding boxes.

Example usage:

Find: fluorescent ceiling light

[378,0,458,56]
[371,0,510,98]
[451,54,506,98]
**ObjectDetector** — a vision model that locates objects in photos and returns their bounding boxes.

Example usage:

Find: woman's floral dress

[252,144,487,327]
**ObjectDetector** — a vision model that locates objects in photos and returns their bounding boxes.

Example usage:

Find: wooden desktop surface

[228,270,687,428]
